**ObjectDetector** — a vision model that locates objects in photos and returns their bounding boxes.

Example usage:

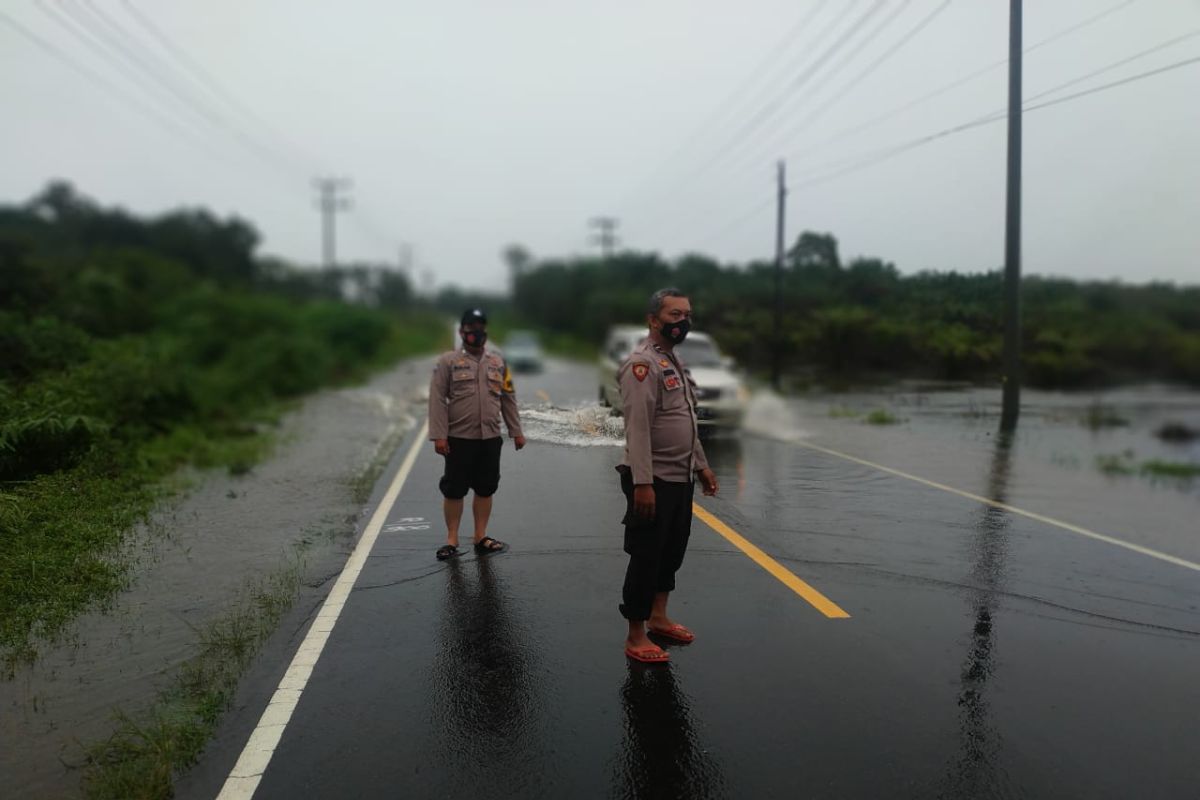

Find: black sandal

[473,536,507,555]
[436,544,461,561]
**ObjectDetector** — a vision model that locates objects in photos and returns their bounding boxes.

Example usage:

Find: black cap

[461,308,487,325]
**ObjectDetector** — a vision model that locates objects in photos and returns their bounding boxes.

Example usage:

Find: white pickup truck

[598,325,748,430]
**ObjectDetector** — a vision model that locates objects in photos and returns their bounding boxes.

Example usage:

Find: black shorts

[439,437,503,499]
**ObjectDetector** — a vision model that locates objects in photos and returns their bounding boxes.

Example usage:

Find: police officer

[428,308,526,560]
[617,288,719,663]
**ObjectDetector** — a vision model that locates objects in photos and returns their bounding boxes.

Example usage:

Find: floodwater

[7,352,1199,798]
[0,358,431,799]
[180,356,1200,800]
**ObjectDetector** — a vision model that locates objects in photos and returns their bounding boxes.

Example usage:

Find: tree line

[506,233,1200,388]
[0,181,439,660]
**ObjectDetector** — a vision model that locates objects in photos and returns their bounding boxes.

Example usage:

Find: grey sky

[2,0,1198,291]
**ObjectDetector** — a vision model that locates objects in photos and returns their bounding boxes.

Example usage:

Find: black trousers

[439,437,502,499]
[618,466,695,621]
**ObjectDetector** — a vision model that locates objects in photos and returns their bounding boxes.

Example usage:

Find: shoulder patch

[632,363,649,382]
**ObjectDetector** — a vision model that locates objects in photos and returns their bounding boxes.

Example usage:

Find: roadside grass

[828,405,860,419]
[0,425,277,677]
[1096,451,1200,482]
[865,409,902,425]
[82,557,306,800]
[1140,460,1200,479]
[2,310,444,670]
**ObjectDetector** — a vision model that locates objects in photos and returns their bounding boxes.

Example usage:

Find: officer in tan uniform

[428,308,526,560]
[617,288,719,664]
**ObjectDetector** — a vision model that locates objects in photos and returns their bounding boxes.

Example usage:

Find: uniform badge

[658,359,670,368]
[664,375,681,390]
[632,363,649,382]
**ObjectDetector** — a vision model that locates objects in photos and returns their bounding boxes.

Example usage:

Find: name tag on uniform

[663,374,681,390]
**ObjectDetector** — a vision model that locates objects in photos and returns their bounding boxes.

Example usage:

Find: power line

[0,7,228,162]
[627,1,888,232]
[701,0,889,172]
[730,0,919,170]
[119,0,324,174]
[55,0,300,179]
[692,48,1200,250]
[614,0,830,210]
[743,0,953,168]
[1023,29,1200,105]
[117,1,403,259]
[795,0,1138,164]
[33,0,205,136]
[617,0,846,219]
[792,42,1200,189]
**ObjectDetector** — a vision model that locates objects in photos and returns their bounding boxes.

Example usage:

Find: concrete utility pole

[1001,0,1023,431]
[772,160,787,392]
[313,177,352,268]
[589,216,619,259]
[399,241,415,279]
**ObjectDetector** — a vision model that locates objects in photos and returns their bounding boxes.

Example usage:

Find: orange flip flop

[647,624,695,644]
[625,644,670,664]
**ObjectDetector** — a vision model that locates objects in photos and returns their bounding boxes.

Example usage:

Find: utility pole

[1001,0,1022,431]
[399,241,415,279]
[589,216,619,259]
[772,160,787,392]
[313,177,352,268]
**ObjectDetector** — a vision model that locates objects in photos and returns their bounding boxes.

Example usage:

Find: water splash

[742,391,812,443]
[521,403,624,447]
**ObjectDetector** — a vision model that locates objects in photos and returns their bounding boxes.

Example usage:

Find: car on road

[598,325,748,430]
[503,330,545,373]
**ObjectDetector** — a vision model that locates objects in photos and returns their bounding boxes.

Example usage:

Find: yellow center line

[693,502,851,619]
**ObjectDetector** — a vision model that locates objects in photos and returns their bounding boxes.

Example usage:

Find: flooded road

[179,358,1199,800]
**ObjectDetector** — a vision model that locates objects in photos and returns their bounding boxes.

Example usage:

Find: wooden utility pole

[1001,0,1022,431]
[772,160,787,391]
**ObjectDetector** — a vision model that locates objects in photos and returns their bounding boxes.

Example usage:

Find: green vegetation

[83,556,306,800]
[1083,403,1130,430]
[865,409,902,425]
[1,182,442,667]
[1140,460,1200,479]
[1096,451,1200,481]
[500,231,1200,388]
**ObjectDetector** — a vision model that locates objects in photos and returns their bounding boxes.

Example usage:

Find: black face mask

[462,329,487,348]
[658,317,690,345]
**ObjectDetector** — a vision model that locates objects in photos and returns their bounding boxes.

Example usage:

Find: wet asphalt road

[180,359,1200,800]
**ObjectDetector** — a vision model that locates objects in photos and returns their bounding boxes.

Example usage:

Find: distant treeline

[0,182,441,658]
[504,236,1200,388]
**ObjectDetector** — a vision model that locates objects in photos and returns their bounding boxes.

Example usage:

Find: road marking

[792,440,1200,574]
[216,420,430,800]
[693,502,851,619]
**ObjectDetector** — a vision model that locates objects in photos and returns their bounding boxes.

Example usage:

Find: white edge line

[216,419,430,800]
[794,439,1200,573]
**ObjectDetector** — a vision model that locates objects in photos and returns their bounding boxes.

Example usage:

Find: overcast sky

[3,0,1198,291]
